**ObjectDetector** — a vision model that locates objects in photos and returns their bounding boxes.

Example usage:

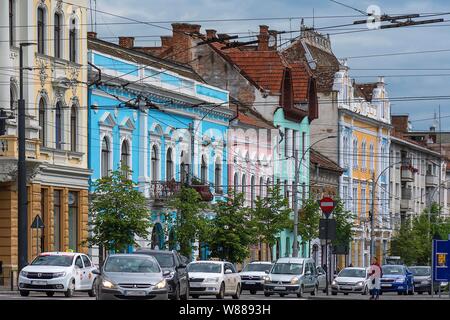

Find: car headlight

[102,280,116,289]
[204,277,219,283]
[263,276,271,283]
[290,277,300,285]
[155,279,167,289]
[395,277,405,283]
[20,271,28,277]
[53,272,66,278]
[356,281,364,287]
[332,280,337,285]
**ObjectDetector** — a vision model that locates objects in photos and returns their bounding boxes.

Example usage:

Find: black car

[133,249,189,300]
[409,266,439,294]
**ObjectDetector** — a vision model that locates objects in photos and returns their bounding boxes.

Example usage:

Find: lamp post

[292,135,337,258]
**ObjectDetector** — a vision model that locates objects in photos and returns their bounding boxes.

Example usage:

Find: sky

[93,0,450,130]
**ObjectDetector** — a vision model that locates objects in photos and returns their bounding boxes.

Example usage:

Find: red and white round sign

[319,197,335,216]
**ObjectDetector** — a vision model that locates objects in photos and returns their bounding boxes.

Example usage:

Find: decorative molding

[55,0,63,13]
[35,58,49,89]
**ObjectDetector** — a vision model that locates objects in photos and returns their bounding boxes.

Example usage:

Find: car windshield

[338,269,366,278]
[271,263,303,275]
[410,267,430,276]
[383,266,404,275]
[104,256,160,273]
[243,264,272,272]
[187,263,221,273]
[31,255,74,267]
[144,252,175,268]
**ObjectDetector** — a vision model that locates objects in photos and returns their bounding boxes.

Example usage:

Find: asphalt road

[1,290,449,300]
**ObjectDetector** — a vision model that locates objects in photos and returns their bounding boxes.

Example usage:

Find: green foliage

[87,167,151,253]
[331,199,356,248]
[250,185,293,254]
[207,192,257,263]
[298,199,321,243]
[167,187,208,258]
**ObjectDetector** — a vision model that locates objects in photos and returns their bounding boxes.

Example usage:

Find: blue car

[380,265,414,295]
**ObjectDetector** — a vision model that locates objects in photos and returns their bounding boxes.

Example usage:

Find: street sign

[319,219,336,240]
[31,215,45,229]
[319,197,335,217]
[432,239,450,282]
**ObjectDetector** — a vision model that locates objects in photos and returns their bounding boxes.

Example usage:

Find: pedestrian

[367,257,382,300]
[348,263,353,268]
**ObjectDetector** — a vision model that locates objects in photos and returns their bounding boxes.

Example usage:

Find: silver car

[263,258,318,298]
[94,254,169,300]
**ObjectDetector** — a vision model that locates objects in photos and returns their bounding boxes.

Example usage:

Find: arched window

[215,158,222,194]
[353,138,358,169]
[70,105,77,152]
[121,140,130,169]
[9,0,14,47]
[55,102,62,150]
[250,176,256,208]
[37,7,45,54]
[241,174,246,199]
[166,148,173,181]
[370,144,374,171]
[101,137,110,178]
[54,13,62,58]
[201,155,207,184]
[361,141,366,170]
[259,177,264,198]
[266,178,271,197]
[180,151,189,184]
[233,172,239,194]
[38,98,46,146]
[69,18,77,62]
[151,145,159,182]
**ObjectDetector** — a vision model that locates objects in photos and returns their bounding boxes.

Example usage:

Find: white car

[331,267,370,295]
[18,252,98,297]
[187,261,241,299]
[239,261,273,294]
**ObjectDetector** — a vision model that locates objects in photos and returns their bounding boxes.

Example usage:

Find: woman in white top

[367,257,382,300]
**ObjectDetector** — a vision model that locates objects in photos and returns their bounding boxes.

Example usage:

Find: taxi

[18,252,98,297]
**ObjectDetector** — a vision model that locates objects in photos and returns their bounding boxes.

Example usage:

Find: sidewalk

[0,287,18,295]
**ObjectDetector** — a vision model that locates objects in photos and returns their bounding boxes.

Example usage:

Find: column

[138,111,149,196]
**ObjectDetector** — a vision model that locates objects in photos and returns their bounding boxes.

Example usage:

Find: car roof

[249,261,273,264]
[134,249,174,255]
[342,267,366,270]
[109,253,156,259]
[409,266,430,268]
[189,260,225,265]
[39,252,78,256]
[275,258,309,263]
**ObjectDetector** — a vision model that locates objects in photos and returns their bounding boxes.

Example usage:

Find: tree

[88,167,151,254]
[251,185,293,261]
[298,199,321,257]
[207,192,257,263]
[167,187,208,259]
[331,199,355,253]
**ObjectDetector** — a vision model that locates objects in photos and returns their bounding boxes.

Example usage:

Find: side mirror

[92,269,101,275]
[225,269,233,274]
[265,270,270,274]
[178,263,186,269]
[163,270,171,277]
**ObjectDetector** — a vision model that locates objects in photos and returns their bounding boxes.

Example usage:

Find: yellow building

[335,64,392,268]
[0,0,90,287]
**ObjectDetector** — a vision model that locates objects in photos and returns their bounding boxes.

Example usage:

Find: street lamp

[292,135,337,258]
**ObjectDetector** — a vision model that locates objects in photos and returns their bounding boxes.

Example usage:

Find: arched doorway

[151,223,165,250]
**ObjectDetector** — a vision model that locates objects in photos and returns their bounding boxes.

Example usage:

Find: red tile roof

[310,149,343,173]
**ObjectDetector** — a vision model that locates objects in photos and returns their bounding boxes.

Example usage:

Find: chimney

[87,32,97,39]
[160,36,173,48]
[119,37,135,49]
[206,29,217,40]
[257,25,269,51]
[268,30,278,48]
[171,23,201,64]
[391,115,410,133]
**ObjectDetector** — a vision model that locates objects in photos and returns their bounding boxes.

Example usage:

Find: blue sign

[432,239,450,282]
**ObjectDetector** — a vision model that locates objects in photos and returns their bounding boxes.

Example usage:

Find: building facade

[0,0,90,287]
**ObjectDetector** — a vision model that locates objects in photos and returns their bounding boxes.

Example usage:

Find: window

[233,172,239,194]
[259,177,264,198]
[75,256,83,269]
[369,144,374,171]
[69,18,76,62]
[180,151,189,184]
[68,192,78,251]
[250,176,255,208]
[70,106,77,152]
[151,145,159,182]
[101,137,110,178]
[53,190,61,251]
[38,98,46,146]
[201,156,207,184]
[343,136,349,167]
[9,0,14,47]
[302,132,306,158]
[361,187,366,217]
[121,140,130,169]
[55,102,62,149]
[82,255,91,267]
[284,180,289,200]
[284,128,290,156]
[166,148,173,181]
[40,189,47,252]
[353,138,358,168]
[215,158,222,193]
[37,7,45,54]
[241,174,246,198]
[353,186,358,214]
[343,185,348,210]
[361,142,366,170]
[54,13,62,58]
[292,130,297,158]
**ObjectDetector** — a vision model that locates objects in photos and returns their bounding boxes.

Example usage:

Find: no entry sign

[319,197,335,217]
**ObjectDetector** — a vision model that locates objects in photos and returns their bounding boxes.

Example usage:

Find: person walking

[367,257,382,300]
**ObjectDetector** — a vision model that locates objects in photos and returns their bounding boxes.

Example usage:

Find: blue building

[87,35,233,261]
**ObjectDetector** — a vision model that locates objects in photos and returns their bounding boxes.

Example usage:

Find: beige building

[0,0,90,287]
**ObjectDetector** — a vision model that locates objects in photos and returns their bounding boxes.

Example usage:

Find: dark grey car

[94,254,169,300]
[409,266,439,294]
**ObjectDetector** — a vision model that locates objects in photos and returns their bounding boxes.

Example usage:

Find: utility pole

[370,171,376,262]
[18,43,35,271]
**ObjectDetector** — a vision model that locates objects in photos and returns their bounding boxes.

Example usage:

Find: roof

[236,108,276,129]
[310,148,344,173]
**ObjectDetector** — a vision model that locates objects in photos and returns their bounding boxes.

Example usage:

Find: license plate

[125,290,146,296]
[274,286,286,291]
[190,282,201,287]
[32,280,47,285]
[381,284,391,287]
[341,286,352,290]
[245,281,256,285]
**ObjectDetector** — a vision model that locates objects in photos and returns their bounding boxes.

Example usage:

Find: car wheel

[362,286,369,295]
[250,290,257,295]
[264,292,271,297]
[64,279,75,298]
[46,291,55,297]
[88,279,97,297]
[232,284,241,300]
[297,285,304,298]
[19,290,29,297]
[191,294,199,299]
[331,291,337,296]
[311,285,318,296]
[216,283,225,300]
[181,284,189,300]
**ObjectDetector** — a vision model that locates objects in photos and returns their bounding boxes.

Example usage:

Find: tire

[46,291,55,297]
[191,294,199,299]
[88,279,97,298]
[264,292,271,297]
[250,290,257,295]
[181,283,189,300]
[232,284,241,299]
[297,285,304,298]
[362,286,369,295]
[311,285,318,296]
[216,283,225,300]
[64,279,75,298]
[331,291,337,296]
[19,290,29,297]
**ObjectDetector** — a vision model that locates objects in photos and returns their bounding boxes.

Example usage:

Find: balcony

[0,136,41,159]
[400,165,415,182]
[425,174,438,187]
[149,180,214,203]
